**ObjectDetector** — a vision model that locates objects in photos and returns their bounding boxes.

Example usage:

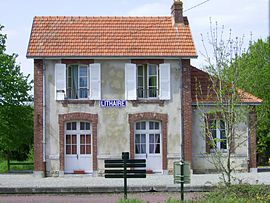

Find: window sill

[60,100,95,107]
[131,100,165,107]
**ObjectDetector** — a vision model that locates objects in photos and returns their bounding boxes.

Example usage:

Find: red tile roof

[191,66,262,104]
[27,16,197,58]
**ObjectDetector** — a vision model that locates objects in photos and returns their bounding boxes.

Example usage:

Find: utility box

[173,161,191,184]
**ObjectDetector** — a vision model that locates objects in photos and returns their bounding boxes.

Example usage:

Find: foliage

[196,21,248,186]
[117,199,144,203]
[230,37,270,165]
[206,184,270,202]
[0,24,33,160]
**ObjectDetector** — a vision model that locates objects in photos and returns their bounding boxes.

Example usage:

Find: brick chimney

[171,0,184,25]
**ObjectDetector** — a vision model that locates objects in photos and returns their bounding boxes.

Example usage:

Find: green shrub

[206,184,270,202]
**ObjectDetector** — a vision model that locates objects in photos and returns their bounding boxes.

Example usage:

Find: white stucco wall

[44,59,183,175]
[192,106,250,173]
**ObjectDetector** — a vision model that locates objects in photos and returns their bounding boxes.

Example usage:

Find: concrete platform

[0,172,269,194]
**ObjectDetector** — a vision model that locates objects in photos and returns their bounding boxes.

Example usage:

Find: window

[208,118,227,151]
[137,64,159,98]
[67,65,89,99]
[65,121,92,155]
[135,121,161,155]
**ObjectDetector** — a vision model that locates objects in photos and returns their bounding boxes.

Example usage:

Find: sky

[0,0,269,82]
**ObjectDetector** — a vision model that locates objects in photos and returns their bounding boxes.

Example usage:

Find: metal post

[7,158,10,172]
[180,160,184,201]
[122,152,129,200]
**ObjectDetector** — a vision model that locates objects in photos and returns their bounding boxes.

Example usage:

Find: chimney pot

[171,0,184,25]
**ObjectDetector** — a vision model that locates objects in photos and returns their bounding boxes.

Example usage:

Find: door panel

[64,122,92,173]
[134,121,162,172]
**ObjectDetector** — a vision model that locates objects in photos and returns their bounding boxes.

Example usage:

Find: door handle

[77,154,78,159]
[146,153,147,158]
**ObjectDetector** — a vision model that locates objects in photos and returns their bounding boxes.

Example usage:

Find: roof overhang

[26,55,198,60]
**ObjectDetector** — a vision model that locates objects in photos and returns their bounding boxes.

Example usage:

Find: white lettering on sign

[100,100,127,108]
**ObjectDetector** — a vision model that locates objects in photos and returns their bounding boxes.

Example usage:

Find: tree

[195,21,251,186]
[229,37,270,165]
[0,24,33,160]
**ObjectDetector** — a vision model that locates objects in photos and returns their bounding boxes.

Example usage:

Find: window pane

[66,123,71,130]
[80,122,85,130]
[80,145,85,154]
[86,134,91,144]
[210,129,216,139]
[136,123,140,130]
[155,122,159,130]
[138,77,143,87]
[138,66,144,76]
[66,145,71,154]
[80,77,87,87]
[70,66,78,99]
[141,122,146,130]
[149,144,154,153]
[149,76,157,86]
[141,144,146,153]
[220,130,226,139]
[80,134,85,144]
[80,88,88,98]
[155,144,160,153]
[149,65,157,75]
[66,135,71,144]
[220,120,225,129]
[80,66,87,77]
[149,134,154,143]
[149,121,154,130]
[86,145,91,154]
[72,122,77,130]
[141,134,146,143]
[86,123,90,130]
[137,88,144,98]
[149,88,157,97]
[135,144,140,154]
[72,145,77,154]
[222,139,227,149]
[135,134,140,143]
[72,135,77,144]
[155,134,160,143]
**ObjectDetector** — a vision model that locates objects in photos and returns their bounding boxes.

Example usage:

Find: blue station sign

[100,100,127,108]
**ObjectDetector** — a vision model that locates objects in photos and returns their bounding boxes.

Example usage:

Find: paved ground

[0,172,270,188]
[0,192,203,203]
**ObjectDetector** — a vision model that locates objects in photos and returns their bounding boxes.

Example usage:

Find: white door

[134,121,162,173]
[64,121,92,173]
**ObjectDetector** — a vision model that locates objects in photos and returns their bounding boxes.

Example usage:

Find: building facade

[27,1,260,177]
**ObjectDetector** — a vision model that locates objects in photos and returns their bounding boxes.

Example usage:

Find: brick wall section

[128,113,168,170]
[249,108,257,168]
[182,59,192,166]
[58,113,98,172]
[34,59,45,172]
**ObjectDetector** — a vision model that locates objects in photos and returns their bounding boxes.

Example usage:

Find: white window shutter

[125,63,137,100]
[159,63,171,100]
[55,63,66,100]
[89,63,101,100]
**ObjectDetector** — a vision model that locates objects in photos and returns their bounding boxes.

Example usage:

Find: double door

[64,121,92,173]
[134,121,162,173]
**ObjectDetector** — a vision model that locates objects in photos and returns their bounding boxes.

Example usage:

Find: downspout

[247,111,251,172]
[179,59,184,161]
[42,60,46,174]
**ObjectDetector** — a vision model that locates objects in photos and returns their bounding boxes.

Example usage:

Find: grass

[0,158,33,173]
[116,184,270,203]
